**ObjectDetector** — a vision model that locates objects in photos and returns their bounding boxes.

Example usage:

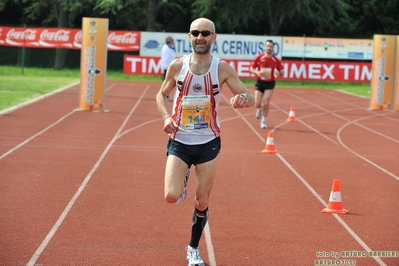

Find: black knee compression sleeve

[189,207,208,248]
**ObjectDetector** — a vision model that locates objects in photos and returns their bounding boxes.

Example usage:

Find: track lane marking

[221,92,388,266]
[0,84,117,160]
[25,85,150,266]
[282,90,399,181]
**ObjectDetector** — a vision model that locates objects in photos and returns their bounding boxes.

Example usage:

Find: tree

[7,0,147,69]
[147,0,161,31]
[2,0,399,70]
[155,0,191,32]
[335,0,399,38]
[190,0,350,36]
[10,0,89,69]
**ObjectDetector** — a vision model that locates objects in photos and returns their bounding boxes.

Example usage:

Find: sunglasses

[190,30,213,37]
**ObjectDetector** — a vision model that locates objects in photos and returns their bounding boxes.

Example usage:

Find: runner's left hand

[230,94,247,109]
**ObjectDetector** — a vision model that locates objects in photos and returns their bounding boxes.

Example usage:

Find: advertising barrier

[79,18,108,111]
[282,36,373,60]
[369,34,397,110]
[0,26,139,51]
[394,36,399,111]
[140,32,282,59]
[0,25,381,85]
[123,55,371,82]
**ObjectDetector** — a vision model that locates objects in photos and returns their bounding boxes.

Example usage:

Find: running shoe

[186,245,205,266]
[260,120,267,129]
[256,105,263,119]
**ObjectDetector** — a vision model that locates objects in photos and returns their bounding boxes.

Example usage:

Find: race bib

[261,67,272,80]
[181,95,211,130]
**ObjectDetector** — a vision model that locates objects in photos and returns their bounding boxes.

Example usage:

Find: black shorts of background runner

[163,69,167,81]
[166,137,221,167]
[255,80,276,93]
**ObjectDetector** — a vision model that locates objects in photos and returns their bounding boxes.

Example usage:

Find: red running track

[0,81,398,266]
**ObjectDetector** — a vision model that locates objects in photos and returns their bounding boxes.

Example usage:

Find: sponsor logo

[144,40,159,49]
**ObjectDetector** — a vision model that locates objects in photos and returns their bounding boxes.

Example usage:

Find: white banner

[140,32,282,60]
[282,36,373,60]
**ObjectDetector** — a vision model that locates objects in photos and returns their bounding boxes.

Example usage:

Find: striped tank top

[170,55,221,145]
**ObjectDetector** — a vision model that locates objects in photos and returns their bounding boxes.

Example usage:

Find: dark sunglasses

[190,30,213,37]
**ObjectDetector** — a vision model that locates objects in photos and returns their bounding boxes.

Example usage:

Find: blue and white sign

[140,32,282,60]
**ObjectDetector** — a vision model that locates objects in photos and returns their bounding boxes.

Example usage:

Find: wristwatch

[240,92,249,103]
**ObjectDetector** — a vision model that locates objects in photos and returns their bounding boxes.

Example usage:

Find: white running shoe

[186,245,205,266]
[256,105,264,119]
[175,168,190,204]
[260,120,267,129]
[256,107,262,119]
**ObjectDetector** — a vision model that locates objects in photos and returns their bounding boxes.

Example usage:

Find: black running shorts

[166,137,221,167]
[255,80,276,93]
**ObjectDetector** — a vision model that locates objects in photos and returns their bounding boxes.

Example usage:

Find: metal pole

[21,23,26,75]
[302,34,305,85]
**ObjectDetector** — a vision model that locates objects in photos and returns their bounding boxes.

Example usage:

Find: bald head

[190,18,215,33]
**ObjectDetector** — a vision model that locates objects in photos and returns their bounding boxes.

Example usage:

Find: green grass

[0,65,370,112]
[0,66,79,111]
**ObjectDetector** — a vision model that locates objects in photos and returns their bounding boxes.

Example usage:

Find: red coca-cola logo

[7,28,37,40]
[108,32,137,44]
[0,27,140,51]
[40,29,71,42]
[74,31,83,42]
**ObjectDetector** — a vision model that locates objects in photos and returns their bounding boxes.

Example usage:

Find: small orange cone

[286,106,296,122]
[322,179,349,214]
[262,131,277,154]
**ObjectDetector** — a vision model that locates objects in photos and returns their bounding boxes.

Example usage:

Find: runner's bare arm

[219,60,255,108]
[156,58,183,134]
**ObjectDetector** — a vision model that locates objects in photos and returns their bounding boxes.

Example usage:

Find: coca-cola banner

[124,55,372,83]
[0,26,140,51]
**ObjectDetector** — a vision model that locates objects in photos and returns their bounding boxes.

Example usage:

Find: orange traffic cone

[262,131,277,154]
[322,179,349,214]
[286,106,296,122]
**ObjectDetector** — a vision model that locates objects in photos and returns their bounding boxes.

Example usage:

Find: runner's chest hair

[189,59,212,75]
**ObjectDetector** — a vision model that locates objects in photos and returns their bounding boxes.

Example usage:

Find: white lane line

[204,223,216,266]
[221,93,388,266]
[0,84,117,160]
[276,154,387,266]
[337,117,399,181]
[0,110,75,160]
[282,90,399,182]
[26,85,150,266]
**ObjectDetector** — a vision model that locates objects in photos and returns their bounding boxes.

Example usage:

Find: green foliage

[0,0,7,11]
[157,0,190,32]
[354,0,399,37]
[189,0,351,36]
[1,0,397,37]
[93,0,138,15]
[290,0,350,36]
[11,0,88,26]
[191,0,266,34]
